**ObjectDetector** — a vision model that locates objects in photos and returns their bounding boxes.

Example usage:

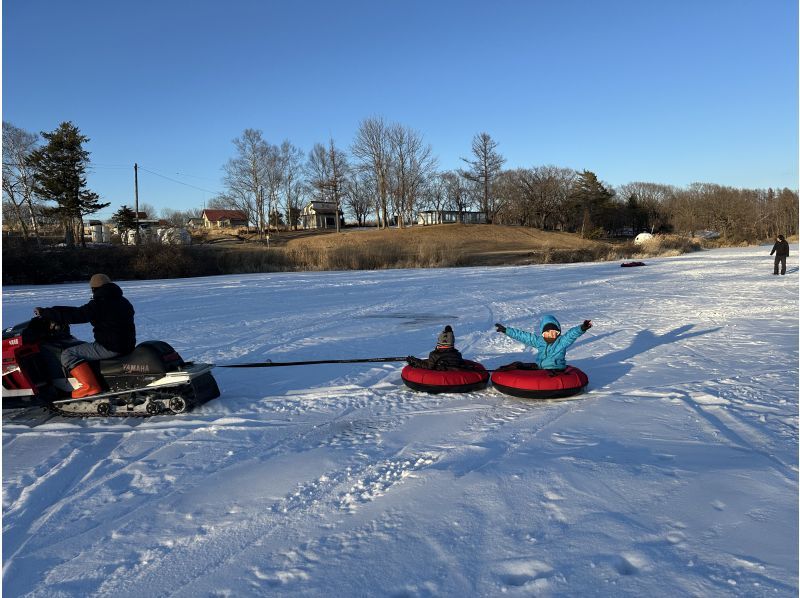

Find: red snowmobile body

[2,318,220,417]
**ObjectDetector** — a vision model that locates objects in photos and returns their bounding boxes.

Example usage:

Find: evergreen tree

[29,121,108,247]
[111,205,138,243]
[568,170,614,237]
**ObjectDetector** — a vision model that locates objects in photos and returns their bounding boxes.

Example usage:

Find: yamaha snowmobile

[2,317,220,417]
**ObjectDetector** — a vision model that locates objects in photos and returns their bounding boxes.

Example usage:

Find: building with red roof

[201,209,249,228]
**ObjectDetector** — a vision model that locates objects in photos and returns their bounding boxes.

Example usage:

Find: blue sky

[3,0,797,220]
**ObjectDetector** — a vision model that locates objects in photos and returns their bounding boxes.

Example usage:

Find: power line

[90,162,131,168]
[173,171,219,182]
[137,165,222,195]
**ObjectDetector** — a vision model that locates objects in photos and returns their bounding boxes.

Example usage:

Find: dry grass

[631,235,704,258]
[2,226,707,285]
[196,227,705,273]
[282,224,604,268]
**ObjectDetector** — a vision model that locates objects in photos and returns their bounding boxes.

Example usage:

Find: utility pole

[134,163,140,245]
[330,139,341,233]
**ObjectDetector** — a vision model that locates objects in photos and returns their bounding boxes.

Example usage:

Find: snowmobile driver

[34,273,136,398]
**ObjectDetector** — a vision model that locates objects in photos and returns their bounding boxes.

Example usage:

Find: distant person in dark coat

[770,234,790,275]
[406,325,473,370]
[35,274,136,398]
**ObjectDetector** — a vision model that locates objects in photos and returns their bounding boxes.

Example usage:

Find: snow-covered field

[2,246,798,597]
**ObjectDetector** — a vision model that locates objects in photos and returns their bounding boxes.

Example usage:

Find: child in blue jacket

[494,314,592,370]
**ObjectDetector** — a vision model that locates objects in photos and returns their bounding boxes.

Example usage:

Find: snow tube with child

[401,361,489,394]
[491,364,589,399]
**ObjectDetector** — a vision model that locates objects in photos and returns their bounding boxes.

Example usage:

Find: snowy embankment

[2,246,798,596]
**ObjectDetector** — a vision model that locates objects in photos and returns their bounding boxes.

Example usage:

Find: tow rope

[217,356,408,368]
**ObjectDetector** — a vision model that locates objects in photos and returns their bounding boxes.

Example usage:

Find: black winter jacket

[409,348,470,371]
[770,240,790,257]
[39,283,136,354]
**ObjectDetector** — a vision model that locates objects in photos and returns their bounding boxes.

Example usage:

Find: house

[417,210,487,225]
[300,202,344,229]
[202,209,249,228]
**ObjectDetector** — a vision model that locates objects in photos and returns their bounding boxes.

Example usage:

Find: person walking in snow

[769,234,790,275]
[406,325,474,370]
[494,315,592,370]
[34,274,136,398]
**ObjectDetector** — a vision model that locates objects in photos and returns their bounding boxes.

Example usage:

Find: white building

[417,210,487,225]
[300,202,343,229]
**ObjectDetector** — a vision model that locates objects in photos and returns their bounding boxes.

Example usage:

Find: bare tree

[351,117,391,228]
[306,139,349,231]
[262,143,284,233]
[421,172,449,220]
[616,181,675,232]
[137,202,158,219]
[519,166,575,229]
[388,123,436,227]
[279,140,305,230]
[460,132,506,223]
[222,129,268,237]
[160,207,201,227]
[442,170,473,221]
[307,143,331,201]
[343,171,373,226]
[2,121,42,243]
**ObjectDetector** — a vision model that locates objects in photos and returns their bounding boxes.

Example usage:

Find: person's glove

[406,356,422,367]
[581,319,593,332]
[495,323,507,334]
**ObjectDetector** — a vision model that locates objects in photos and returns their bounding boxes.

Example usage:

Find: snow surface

[2,245,798,597]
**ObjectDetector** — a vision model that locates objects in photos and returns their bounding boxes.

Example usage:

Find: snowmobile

[2,317,220,417]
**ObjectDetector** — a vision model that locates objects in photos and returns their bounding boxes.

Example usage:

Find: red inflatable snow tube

[401,361,489,394]
[491,365,589,399]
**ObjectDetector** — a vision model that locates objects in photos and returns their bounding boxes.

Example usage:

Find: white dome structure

[634,232,654,245]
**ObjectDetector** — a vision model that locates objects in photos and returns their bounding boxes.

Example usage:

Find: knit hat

[541,323,560,334]
[778,234,786,241]
[436,325,455,348]
[90,273,112,288]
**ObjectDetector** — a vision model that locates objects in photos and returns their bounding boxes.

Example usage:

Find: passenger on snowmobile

[34,273,136,398]
[494,315,592,370]
[406,325,476,371]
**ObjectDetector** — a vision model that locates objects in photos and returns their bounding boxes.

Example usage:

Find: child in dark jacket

[406,326,471,370]
[495,314,592,370]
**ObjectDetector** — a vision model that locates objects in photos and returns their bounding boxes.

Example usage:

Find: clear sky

[3,0,798,220]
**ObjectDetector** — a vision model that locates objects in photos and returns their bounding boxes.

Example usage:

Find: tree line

[3,118,798,246]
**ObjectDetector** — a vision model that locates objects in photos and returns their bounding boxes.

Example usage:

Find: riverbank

[2,225,706,284]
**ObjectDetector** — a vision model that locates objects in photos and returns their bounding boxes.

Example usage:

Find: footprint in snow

[613,552,649,576]
[495,558,554,587]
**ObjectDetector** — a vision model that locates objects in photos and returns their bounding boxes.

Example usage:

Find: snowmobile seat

[98,341,185,377]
